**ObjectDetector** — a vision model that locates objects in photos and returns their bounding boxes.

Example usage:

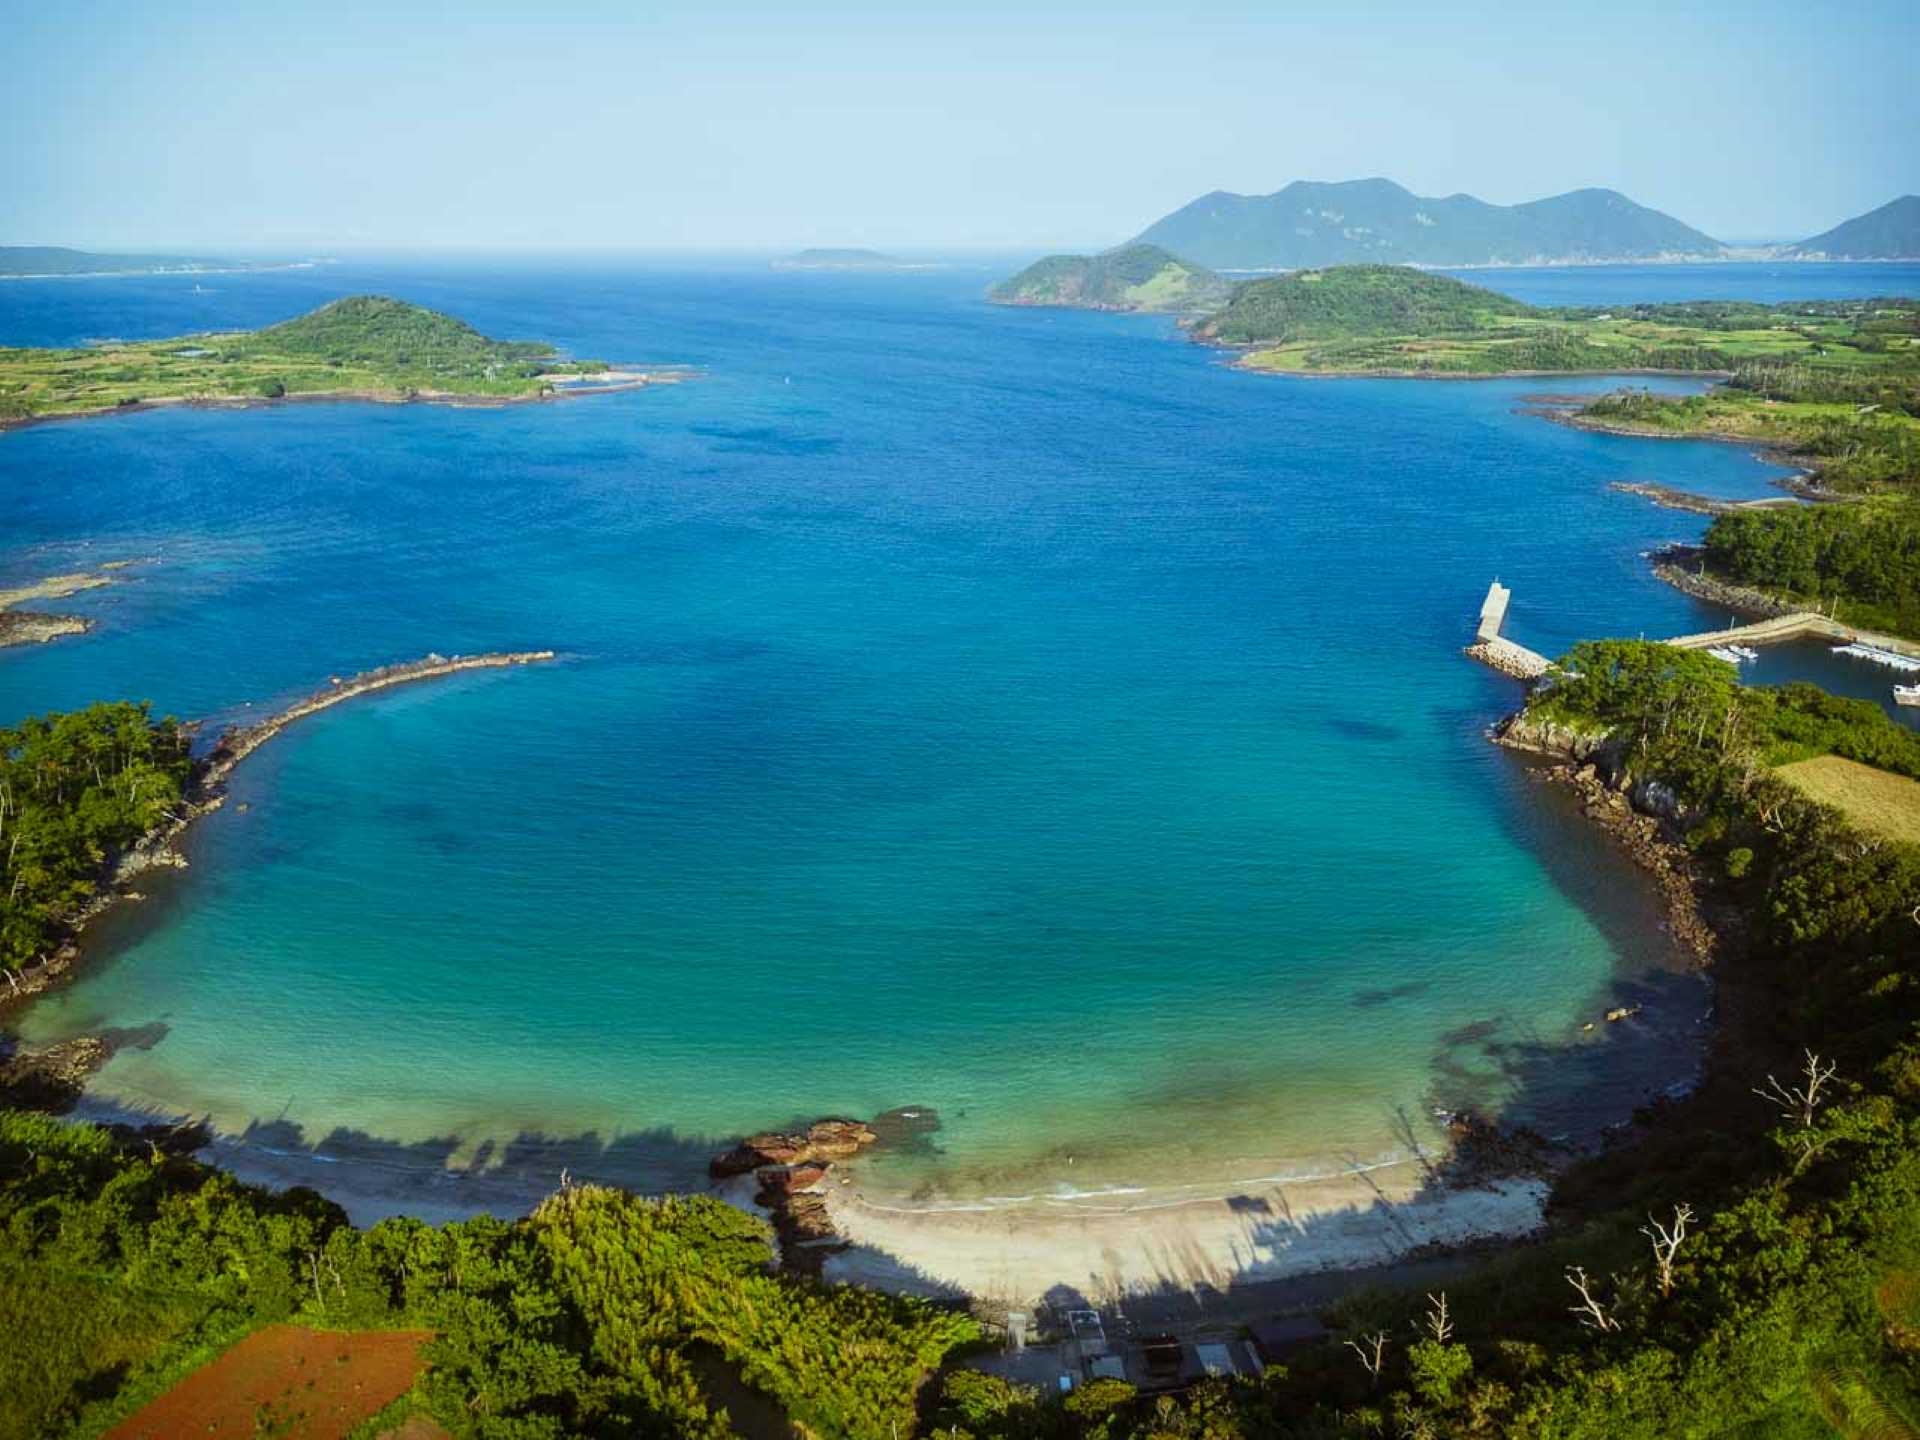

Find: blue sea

[4,257,1916,1204]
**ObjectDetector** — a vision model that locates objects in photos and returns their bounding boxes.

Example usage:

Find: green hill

[1131,178,1725,270]
[988,243,1232,312]
[1787,196,1920,259]
[1193,264,1537,344]
[243,295,556,372]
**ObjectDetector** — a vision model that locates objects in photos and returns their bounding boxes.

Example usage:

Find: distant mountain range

[1119,180,1920,270]
[1784,196,1920,259]
[988,244,1233,312]
[1128,179,1723,270]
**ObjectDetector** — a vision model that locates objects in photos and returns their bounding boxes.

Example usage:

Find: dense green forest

[0,1119,975,1439]
[4,666,1919,1436]
[1701,503,1920,636]
[0,702,190,979]
[0,296,606,423]
[988,245,1232,313]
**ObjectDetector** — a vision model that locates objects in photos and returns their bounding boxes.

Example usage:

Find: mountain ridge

[1129,178,1727,270]
[1786,196,1920,259]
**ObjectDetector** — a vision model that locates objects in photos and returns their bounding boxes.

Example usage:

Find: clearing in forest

[1777,754,1920,846]
[102,1325,432,1440]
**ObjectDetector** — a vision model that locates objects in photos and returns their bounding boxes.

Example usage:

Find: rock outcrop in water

[708,1117,879,1178]
[710,1110,937,1275]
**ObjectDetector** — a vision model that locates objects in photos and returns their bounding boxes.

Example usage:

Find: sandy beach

[819,1159,1546,1305]
[80,1089,1544,1309]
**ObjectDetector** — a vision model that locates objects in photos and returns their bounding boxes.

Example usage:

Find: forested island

[0,295,632,428]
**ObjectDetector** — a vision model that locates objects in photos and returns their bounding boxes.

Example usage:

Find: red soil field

[103,1325,433,1440]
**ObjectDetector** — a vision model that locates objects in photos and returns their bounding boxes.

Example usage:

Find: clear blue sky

[4,0,1915,251]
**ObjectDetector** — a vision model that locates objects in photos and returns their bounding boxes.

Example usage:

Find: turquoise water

[5,260,1916,1201]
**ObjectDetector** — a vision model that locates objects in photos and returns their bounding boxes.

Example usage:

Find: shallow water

[4,258,1915,1201]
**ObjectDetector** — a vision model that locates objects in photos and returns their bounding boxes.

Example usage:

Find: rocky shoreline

[0,650,558,1014]
[706,1108,944,1275]
[1607,480,1804,516]
[1492,711,1722,966]
[0,566,122,649]
[1649,544,1811,620]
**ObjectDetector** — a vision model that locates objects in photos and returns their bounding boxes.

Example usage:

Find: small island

[771,248,940,271]
[0,295,674,430]
[988,243,1233,314]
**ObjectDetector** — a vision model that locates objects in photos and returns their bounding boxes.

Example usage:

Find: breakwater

[1,650,557,1011]
[1464,580,1551,680]
[199,651,557,785]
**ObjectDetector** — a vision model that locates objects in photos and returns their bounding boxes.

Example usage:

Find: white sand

[822,1159,1547,1307]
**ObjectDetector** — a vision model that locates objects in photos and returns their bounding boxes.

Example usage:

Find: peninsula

[1194,266,1920,377]
[0,295,661,430]
[0,245,283,279]
[1191,267,1917,638]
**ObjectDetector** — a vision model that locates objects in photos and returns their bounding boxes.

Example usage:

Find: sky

[4,0,1916,252]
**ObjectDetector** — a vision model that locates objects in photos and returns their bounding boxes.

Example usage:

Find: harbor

[1466,581,1920,709]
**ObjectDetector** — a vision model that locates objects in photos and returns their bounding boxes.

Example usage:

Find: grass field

[1777,753,1920,844]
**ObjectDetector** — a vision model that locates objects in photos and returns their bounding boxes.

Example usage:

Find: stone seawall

[1650,547,1803,620]
[1,650,558,1012]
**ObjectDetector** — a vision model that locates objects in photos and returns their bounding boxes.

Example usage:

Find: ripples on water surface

[4,258,1916,1200]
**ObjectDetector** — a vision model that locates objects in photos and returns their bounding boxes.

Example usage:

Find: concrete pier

[1466,580,1551,680]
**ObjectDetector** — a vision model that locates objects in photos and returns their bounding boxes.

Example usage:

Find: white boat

[1833,642,1920,674]
[1896,685,1920,708]
[1708,646,1741,663]
[1731,645,1760,661]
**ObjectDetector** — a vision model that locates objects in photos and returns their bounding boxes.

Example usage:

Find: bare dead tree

[1345,1330,1390,1386]
[1416,1291,1453,1345]
[1754,1049,1838,1130]
[1565,1267,1620,1332]
[1641,1203,1694,1297]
